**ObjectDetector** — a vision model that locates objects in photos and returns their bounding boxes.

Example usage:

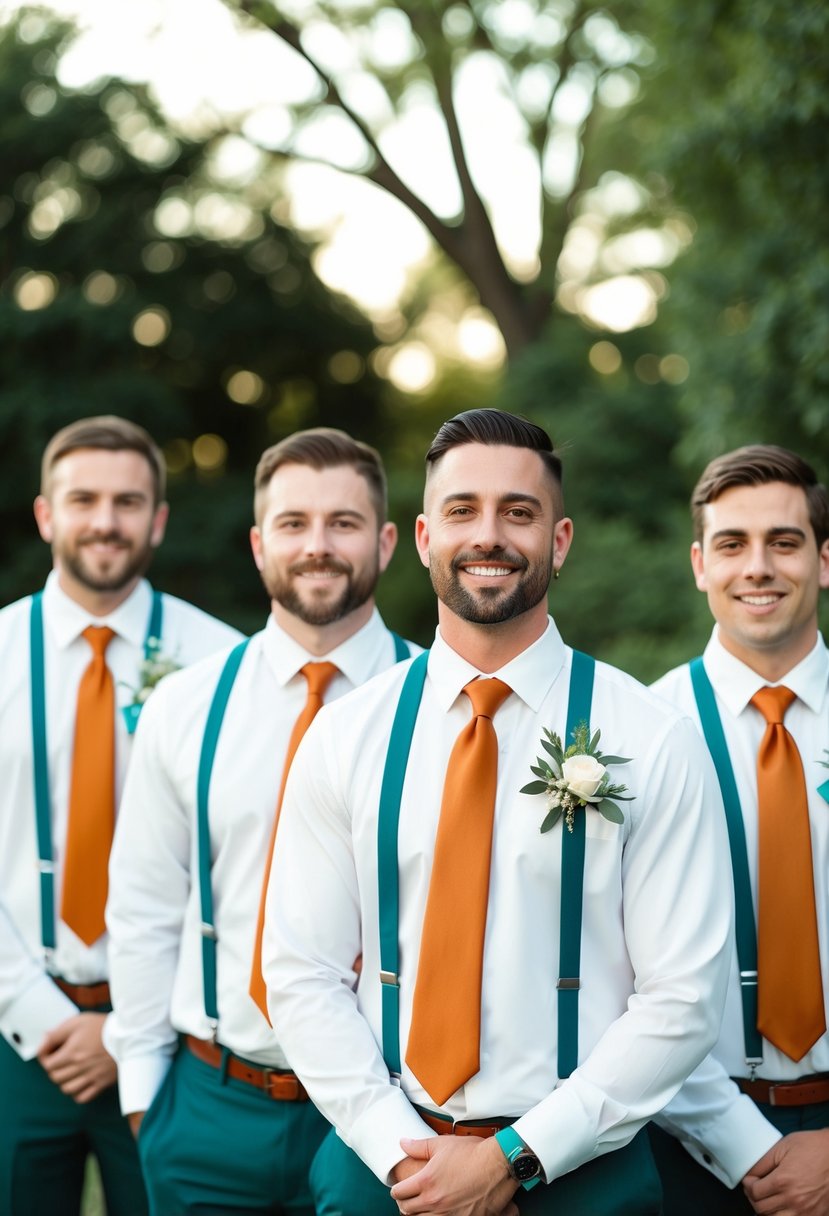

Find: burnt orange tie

[62,626,116,945]
[406,677,511,1104]
[752,685,825,1060]
[250,661,339,1016]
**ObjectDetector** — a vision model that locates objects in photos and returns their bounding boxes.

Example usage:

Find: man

[106,427,416,1216]
[649,445,829,1216]
[264,408,733,1216]
[0,416,242,1216]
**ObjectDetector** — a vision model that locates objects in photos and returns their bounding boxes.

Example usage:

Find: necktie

[752,685,825,1060]
[62,626,117,945]
[249,661,339,1016]
[406,676,512,1104]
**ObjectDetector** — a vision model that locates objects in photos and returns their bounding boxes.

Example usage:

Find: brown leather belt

[54,978,111,1009]
[416,1107,514,1139]
[184,1035,308,1102]
[735,1074,829,1107]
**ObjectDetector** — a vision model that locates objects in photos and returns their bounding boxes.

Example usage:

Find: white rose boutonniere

[121,637,181,734]
[520,721,635,833]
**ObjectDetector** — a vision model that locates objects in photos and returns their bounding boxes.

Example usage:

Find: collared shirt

[264,619,733,1185]
[652,627,829,1186]
[0,572,242,1059]
[106,610,416,1116]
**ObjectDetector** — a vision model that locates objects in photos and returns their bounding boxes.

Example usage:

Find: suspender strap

[557,649,595,1079]
[689,657,762,1066]
[390,632,410,663]
[377,651,429,1074]
[145,590,163,658]
[29,593,56,953]
[196,639,250,1026]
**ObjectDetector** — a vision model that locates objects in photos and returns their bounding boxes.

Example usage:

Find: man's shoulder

[649,660,696,713]
[0,592,37,642]
[157,593,244,662]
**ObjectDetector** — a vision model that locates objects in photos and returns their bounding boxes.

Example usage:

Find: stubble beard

[59,532,154,594]
[429,548,551,625]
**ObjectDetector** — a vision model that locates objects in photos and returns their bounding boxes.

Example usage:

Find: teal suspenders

[195,630,411,1032]
[689,657,763,1070]
[28,587,164,959]
[196,639,251,1031]
[377,649,595,1083]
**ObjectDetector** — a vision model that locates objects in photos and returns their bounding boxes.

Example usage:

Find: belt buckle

[261,1067,299,1101]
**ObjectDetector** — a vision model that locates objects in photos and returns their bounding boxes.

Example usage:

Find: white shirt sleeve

[106,682,191,1114]
[655,1054,782,1186]
[0,903,78,1058]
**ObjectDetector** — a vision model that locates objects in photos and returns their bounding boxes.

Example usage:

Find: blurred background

[1,0,827,681]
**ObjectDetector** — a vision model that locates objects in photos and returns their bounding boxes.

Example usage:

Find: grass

[81,1157,105,1216]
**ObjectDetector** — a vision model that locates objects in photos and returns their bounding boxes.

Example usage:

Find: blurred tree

[0,9,395,631]
[221,0,671,358]
[639,0,829,470]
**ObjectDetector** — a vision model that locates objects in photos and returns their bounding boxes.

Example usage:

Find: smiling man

[264,408,733,1216]
[0,416,242,1216]
[649,445,829,1216]
[105,428,417,1216]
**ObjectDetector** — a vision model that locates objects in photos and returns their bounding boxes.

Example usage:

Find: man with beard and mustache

[106,428,417,1216]
[0,416,242,1216]
[262,408,734,1216]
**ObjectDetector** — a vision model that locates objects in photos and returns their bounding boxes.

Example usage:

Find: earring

[553,569,560,580]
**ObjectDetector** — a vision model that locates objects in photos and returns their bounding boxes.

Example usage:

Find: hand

[743,1130,829,1215]
[37,1013,117,1104]
[127,1111,145,1138]
[389,1135,519,1216]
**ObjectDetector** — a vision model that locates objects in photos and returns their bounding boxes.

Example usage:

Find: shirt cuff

[662,1093,782,1187]
[348,1087,438,1184]
[117,1052,174,1117]
[0,974,78,1060]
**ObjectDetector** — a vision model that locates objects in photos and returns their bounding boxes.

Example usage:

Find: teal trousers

[137,1042,329,1215]
[650,1098,829,1216]
[310,1124,662,1215]
[0,1035,147,1216]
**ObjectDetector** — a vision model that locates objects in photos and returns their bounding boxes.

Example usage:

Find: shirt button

[11,1032,22,1045]
[702,1153,713,1165]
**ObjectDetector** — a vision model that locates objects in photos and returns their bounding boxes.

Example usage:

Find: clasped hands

[390,1134,520,1216]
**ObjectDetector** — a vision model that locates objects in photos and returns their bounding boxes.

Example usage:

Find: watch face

[512,1152,541,1181]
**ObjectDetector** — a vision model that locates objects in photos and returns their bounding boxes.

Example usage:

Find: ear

[377,521,397,574]
[33,495,53,543]
[552,516,574,575]
[819,538,829,591]
[414,514,430,569]
[690,541,707,591]
[250,525,264,572]
[150,502,169,549]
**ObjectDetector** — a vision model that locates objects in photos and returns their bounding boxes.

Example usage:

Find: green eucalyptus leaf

[599,754,632,766]
[520,780,549,795]
[540,806,562,833]
[531,764,550,779]
[598,800,625,824]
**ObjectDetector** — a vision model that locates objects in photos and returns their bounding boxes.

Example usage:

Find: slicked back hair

[425,409,563,512]
[691,444,829,547]
[41,415,166,504]
[254,428,388,526]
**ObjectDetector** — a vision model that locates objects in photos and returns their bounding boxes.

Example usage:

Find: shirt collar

[704,626,829,716]
[261,606,391,690]
[427,616,568,713]
[42,570,152,650]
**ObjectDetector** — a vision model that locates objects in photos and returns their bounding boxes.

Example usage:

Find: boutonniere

[121,638,180,734]
[520,722,635,833]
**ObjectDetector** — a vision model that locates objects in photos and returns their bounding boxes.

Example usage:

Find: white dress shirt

[652,628,829,1186]
[105,610,415,1117]
[264,619,734,1185]
[0,572,242,1060]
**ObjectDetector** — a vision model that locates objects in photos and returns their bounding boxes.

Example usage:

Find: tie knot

[751,684,796,725]
[300,661,339,698]
[463,677,512,720]
[82,625,116,658]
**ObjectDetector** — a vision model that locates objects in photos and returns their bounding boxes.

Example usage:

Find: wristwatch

[494,1126,542,1190]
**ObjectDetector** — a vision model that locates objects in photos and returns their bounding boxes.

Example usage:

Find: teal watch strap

[494,1126,541,1191]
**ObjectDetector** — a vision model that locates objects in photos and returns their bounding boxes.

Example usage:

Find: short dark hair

[426,409,563,509]
[691,444,829,547]
[254,427,388,525]
[41,415,166,503]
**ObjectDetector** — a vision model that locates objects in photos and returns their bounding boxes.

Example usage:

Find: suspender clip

[746,1057,762,1081]
[208,1019,219,1045]
[37,859,55,874]
[200,922,217,941]
[740,970,758,987]
[557,977,580,990]
[380,970,399,987]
